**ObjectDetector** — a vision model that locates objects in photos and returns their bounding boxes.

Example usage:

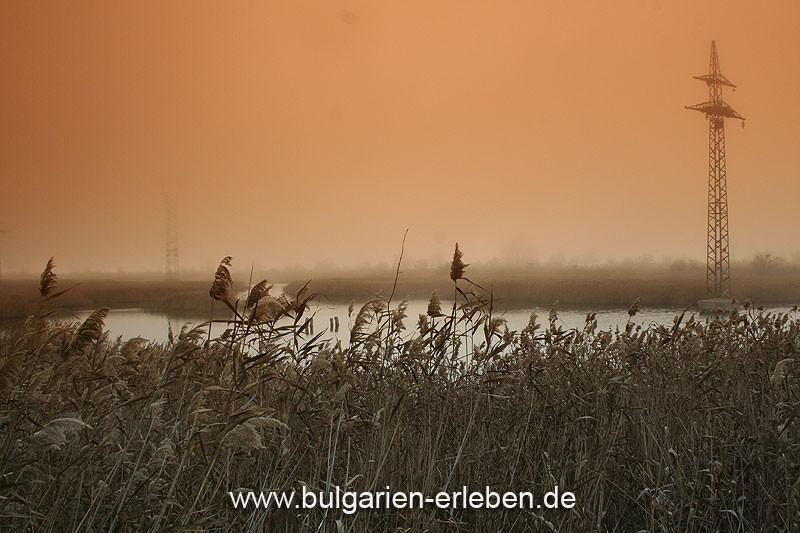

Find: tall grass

[0,254,798,531]
[0,280,241,320]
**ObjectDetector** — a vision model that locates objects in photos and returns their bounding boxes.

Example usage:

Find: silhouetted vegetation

[0,279,241,319]
[0,253,798,531]
[288,271,800,308]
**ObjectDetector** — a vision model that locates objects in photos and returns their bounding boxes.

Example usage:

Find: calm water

[67,300,796,345]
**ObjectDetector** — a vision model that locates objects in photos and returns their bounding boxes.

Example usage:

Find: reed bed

[0,280,240,319]
[0,253,798,531]
[286,273,800,308]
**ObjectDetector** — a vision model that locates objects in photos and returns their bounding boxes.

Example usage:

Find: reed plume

[627,298,641,317]
[250,296,285,323]
[209,256,236,313]
[29,417,92,452]
[67,307,109,357]
[450,243,467,281]
[771,357,795,387]
[427,290,443,317]
[246,279,272,310]
[39,257,58,298]
[37,256,78,305]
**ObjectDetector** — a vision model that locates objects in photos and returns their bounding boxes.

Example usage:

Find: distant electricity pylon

[686,41,744,298]
[0,228,6,282]
[165,197,179,281]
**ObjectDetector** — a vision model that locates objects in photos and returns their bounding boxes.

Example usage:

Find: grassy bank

[3,262,798,321]
[287,273,800,308]
[0,279,243,319]
[0,257,798,531]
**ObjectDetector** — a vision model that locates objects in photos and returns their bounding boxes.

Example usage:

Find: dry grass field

[0,254,798,531]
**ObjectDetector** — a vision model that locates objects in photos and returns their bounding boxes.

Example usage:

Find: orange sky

[1,1,799,275]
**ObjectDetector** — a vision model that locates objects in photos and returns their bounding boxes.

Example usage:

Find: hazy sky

[1,1,799,275]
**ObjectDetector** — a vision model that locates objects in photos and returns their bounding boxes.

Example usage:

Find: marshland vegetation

[0,279,241,320]
[0,251,798,531]
[4,256,800,321]
[286,258,800,309]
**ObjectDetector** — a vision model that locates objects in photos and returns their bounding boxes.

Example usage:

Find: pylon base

[698,297,735,314]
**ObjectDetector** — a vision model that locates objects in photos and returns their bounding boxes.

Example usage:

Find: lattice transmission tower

[686,41,744,298]
[165,197,179,281]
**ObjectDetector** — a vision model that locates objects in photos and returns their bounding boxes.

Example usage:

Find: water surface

[69,301,794,345]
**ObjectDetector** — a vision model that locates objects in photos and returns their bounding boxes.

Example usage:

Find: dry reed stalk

[66,307,109,358]
[39,257,58,298]
[209,256,237,314]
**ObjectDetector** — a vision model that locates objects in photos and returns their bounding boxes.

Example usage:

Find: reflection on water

[67,301,798,345]
[63,309,224,343]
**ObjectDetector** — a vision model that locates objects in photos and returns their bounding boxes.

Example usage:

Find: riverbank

[286,272,800,308]
[3,269,798,321]
[0,280,243,319]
